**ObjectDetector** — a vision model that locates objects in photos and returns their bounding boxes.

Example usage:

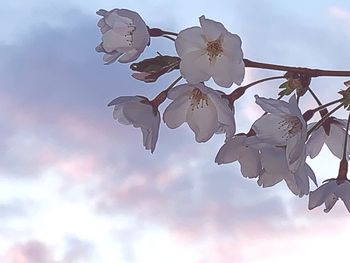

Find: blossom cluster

[96,8,350,213]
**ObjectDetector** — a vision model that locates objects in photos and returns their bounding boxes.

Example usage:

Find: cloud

[2,240,56,263]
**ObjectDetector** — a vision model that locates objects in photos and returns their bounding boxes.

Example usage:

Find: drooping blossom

[258,145,316,197]
[247,95,307,173]
[175,15,245,88]
[108,96,160,153]
[163,83,235,142]
[306,117,350,160]
[96,9,150,64]
[309,179,350,213]
[215,134,262,178]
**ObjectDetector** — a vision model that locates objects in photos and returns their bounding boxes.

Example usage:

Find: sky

[1,0,350,262]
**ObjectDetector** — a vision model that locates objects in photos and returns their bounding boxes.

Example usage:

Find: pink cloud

[2,240,56,263]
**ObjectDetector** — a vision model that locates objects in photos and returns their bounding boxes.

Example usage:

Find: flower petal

[163,95,191,129]
[179,50,211,84]
[141,112,160,153]
[251,114,288,145]
[337,181,350,213]
[239,145,261,178]
[306,126,326,158]
[186,99,218,142]
[255,95,292,116]
[308,180,337,210]
[175,26,206,56]
[326,123,350,160]
[222,32,243,61]
[199,15,227,41]
[211,55,245,87]
[215,137,243,164]
[167,84,192,100]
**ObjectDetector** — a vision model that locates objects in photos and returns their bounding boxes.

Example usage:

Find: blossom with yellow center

[175,16,245,88]
[163,83,235,142]
[96,8,150,64]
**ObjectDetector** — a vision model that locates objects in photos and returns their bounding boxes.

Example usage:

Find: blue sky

[1,1,350,262]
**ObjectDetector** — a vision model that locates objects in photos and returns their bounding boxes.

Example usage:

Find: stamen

[277,117,302,139]
[189,88,209,111]
[206,38,223,62]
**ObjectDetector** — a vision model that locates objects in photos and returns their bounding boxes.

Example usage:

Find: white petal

[283,173,300,196]
[326,123,350,160]
[103,52,122,64]
[102,30,130,52]
[141,112,160,153]
[306,127,326,158]
[105,11,131,27]
[175,26,206,56]
[186,100,218,142]
[163,95,191,129]
[260,146,289,175]
[308,180,337,210]
[118,49,139,63]
[255,95,291,116]
[252,114,288,145]
[293,164,310,197]
[119,9,150,51]
[239,145,261,178]
[286,132,305,172]
[206,92,234,129]
[324,194,338,213]
[199,15,227,41]
[123,101,155,127]
[337,181,350,213]
[179,50,211,84]
[305,163,317,186]
[258,171,283,187]
[215,137,243,164]
[222,32,243,61]
[167,84,192,100]
[211,55,244,87]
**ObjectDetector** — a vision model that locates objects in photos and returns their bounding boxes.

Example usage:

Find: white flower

[96,9,150,64]
[258,145,316,197]
[108,96,160,153]
[247,95,307,173]
[215,134,262,178]
[175,15,244,88]
[163,83,235,142]
[309,179,350,213]
[306,117,350,160]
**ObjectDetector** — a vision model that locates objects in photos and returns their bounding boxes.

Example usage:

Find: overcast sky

[1,1,350,262]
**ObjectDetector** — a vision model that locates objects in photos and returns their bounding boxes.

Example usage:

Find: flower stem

[310,98,344,113]
[244,59,350,77]
[161,30,178,36]
[162,35,176,41]
[226,75,285,102]
[307,87,322,106]
[150,76,182,107]
[307,103,344,137]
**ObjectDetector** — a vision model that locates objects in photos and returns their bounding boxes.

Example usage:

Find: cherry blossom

[215,134,262,178]
[306,117,350,160]
[96,9,150,64]
[309,179,350,213]
[258,146,316,197]
[175,15,244,88]
[163,83,235,142]
[247,95,307,173]
[108,96,160,153]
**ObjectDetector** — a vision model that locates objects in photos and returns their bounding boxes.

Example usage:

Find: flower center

[278,117,302,140]
[189,88,209,110]
[206,39,223,62]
